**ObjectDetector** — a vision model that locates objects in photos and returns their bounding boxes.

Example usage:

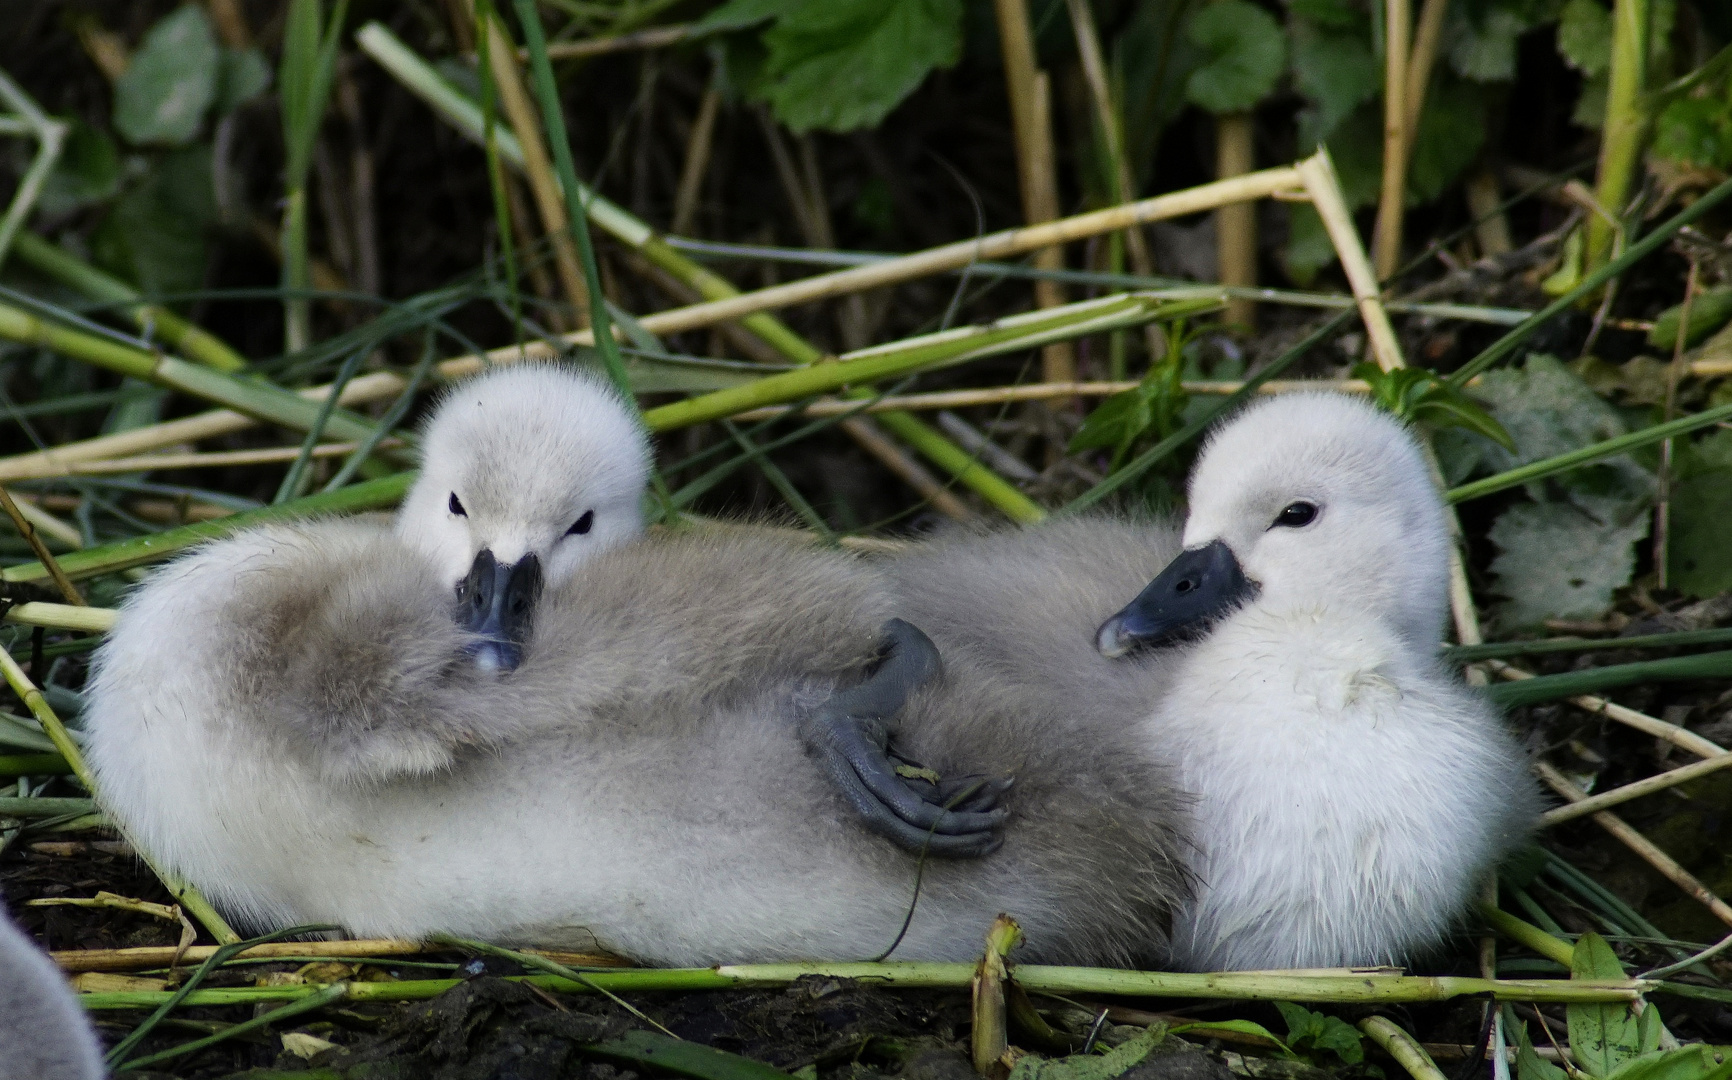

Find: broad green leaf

[1557,0,1612,76]
[1487,500,1649,630]
[1448,5,1532,82]
[1605,1045,1732,1080]
[214,47,272,115]
[113,5,220,146]
[1282,203,1336,285]
[1291,23,1378,136]
[1115,0,1205,188]
[1288,0,1368,32]
[1407,78,1485,202]
[36,120,121,216]
[694,0,795,33]
[751,0,963,132]
[1648,287,1732,350]
[1653,94,1732,170]
[1354,362,1515,449]
[1183,0,1286,114]
[1669,468,1732,597]
[1568,934,1645,1080]
[1515,1019,1571,1080]
[92,145,216,299]
[1273,1002,1366,1066]
[1300,102,1383,205]
[1170,1020,1294,1057]
[1574,72,1610,128]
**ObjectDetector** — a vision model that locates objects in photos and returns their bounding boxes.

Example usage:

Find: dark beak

[1096,539,1255,658]
[457,549,543,672]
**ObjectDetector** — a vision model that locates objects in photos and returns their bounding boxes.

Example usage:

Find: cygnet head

[396,363,650,669]
[1097,391,1451,657]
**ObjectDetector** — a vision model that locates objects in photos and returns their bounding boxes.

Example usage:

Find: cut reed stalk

[5,603,117,632]
[1373,0,1412,280]
[1480,906,1576,966]
[1298,151,1405,371]
[1217,113,1259,327]
[0,486,81,603]
[1540,750,1732,826]
[1361,1016,1448,1080]
[728,379,1371,419]
[1485,659,1726,758]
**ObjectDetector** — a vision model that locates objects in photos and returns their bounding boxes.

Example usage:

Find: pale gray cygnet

[0,903,105,1080]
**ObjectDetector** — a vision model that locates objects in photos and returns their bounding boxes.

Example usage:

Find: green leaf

[280,0,348,184]
[1273,1002,1366,1066]
[214,47,272,115]
[1291,23,1379,136]
[1648,287,1732,350]
[1568,933,1643,1079]
[1406,77,1485,202]
[1183,0,1286,114]
[36,120,121,217]
[1653,94,1732,170]
[1288,0,1368,33]
[113,5,220,146]
[695,0,796,33]
[1515,1019,1571,1080]
[1007,1025,1167,1080]
[1605,1045,1732,1080]
[1558,0,1612,76]
[1282,203,1337,285]
[1487,501,1650,630]
[1574,72,1610,128]
[1350,362,1513,449]
[92,145,216,299]
[1448,6,1533,82]
[1115,0,1205,189]
[1170,1020,1294,1057]
[748,0,963,132]
[1669,465,1732,597]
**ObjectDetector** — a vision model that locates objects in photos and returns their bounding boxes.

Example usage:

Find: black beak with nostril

[456,549,544,672]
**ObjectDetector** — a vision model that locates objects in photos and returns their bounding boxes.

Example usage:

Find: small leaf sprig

[1352,361,1515,450]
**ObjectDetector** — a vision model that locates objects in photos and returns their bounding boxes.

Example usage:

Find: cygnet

[0,904,105,1079]
[83,364,1191,966]
[1094,391,1539,970]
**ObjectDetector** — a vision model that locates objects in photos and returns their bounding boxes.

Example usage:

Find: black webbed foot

[803,619,1012,859]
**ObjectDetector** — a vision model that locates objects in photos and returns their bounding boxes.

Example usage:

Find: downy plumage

[1094,392,1539,970]
[84,364,1191,967]
[0,904,105,1079]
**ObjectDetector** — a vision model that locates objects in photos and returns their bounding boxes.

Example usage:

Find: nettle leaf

[1487,501,1650,629]
[1557,0,1612,76]
[1407,77,1485,202]
[1184,0,1286,114]
[1171,1020,1295,1056]
[113,5,221,146]
[750,0,964,132]
[1352,363,1514,448]
[1569,933,1642,1080]
[1288,0,1367,33]
[214,47,272,115]
[1515,1020,1571,1080]
[1448,5,1532,82]
[1273,1002,1365,1066]
[1007,1025,1167,1080]
[1653,94,1732,171]
[92,145,217,298]
[37,120,122,217]
[695,0,794,33]
[1605,1045,1732,1080]
[1291,22,1379,136]
[1670,467,1732,598]
[1282,203,1336,285]
[1070,328,1193,470]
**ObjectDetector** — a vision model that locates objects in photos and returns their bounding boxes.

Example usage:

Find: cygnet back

[0,904,105,1080]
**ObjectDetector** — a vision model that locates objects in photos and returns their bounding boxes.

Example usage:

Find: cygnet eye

[567,510,595,536]
[1271,501,1318,529]
[448,493,467,517]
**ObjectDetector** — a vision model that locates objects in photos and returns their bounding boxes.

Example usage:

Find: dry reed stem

[21,440,394,478]
[52,938,627,973]
[1217,113,1259,327]
[836,416,976,522]
[1298,151,1406,371]
[1540,749,1732,826]
[1465,170,1514,257]
[671,81,720,237]
[992,0,1072,386]
[533,24,691,61]
[1485,659,1726,757]
[0,486,81,604]
[1373,0,1412,281]
[1403,0,1449,141]
[483,15,590,325]
[728,379,1373,420]
[1361,1016,1449,1080]
[1535,761,1732,929]
[8,495,80,548]
[1656,261,1700,589]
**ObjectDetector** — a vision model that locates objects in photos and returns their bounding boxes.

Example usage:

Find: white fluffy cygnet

[1096,391,1539,970]
[82,364,1192,966]
[0,904,105,1079]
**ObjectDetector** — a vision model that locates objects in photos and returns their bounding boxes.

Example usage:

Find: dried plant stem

[0,646,237,942]
[1464,170,1513,257]
[1373,0,1412,280]
[482,15,590,325]
[1216,113,1259,327]
[534,24,692,62]
[1535,761,1732,929]
[1297,151,1405,371]
[1361,1016,1449,1080]
[5,602,117,633]
[671,79,720,236]
[837,416,975,521]
[23,440,394,478]
[1655,261,1698,589]
[972,916,1022,1075]
[729,379,1371,420]
[1485,659,1725,757]
[992,0,1072,385]
[1403,0,1449,139]
[1541,749,1732,826]
[54,938,623,973]
[0,487,81,604]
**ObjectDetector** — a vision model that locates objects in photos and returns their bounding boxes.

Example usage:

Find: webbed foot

[803,618,1012,858]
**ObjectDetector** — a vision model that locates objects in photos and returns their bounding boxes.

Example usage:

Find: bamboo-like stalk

[671,79,721,236]
[1361,1016,1448,1080]
[10,233,248,372]
[729,379,1372,420]
[1586,0,1650,272]
[1485,659,1725,757]
[835,416,976,522]
[75,966,1651,1011]
[973,916,1022,1074]
[1464,170,1514,257]
[53,937,623,973]
[24,440,389,478]
[1298,152,1406,371]
[1487,649,1732,708]
[534,24,694,61]
[5,603,116,633]
[1403,0,1449,140]
[1480,906,1576,966]
[0,71,66,268]
[120,982,348,1070]
[1541,750,1732,826]
[1217,114,1259,327]
[1536,761,1732,930]
[0,645,238,942]
[993,0,1072,386]
[1373,0,1413,281]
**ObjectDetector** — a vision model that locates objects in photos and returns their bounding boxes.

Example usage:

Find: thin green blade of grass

[584,1031,795,1080]
[723,420,837,543]
[1065,308,1357,512]
[117,982,347,1071]
[9,232,247,372]
[1447,398,1732,503]
[1447,627,1732,663]
[1485,650,1732,708]
[279,0,350,353]
[0,753,71,776]
[1448,172,1732,388]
